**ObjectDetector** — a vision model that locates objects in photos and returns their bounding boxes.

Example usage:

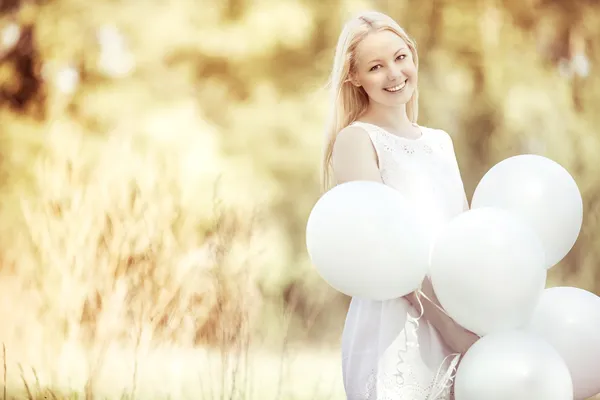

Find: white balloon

[454,330,573,400]
[471,154,583,269]
[430,207,547,336]
[306,181,429,300]
[528,286,600,400]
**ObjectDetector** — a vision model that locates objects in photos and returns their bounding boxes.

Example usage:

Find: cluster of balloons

[306,154,600,400]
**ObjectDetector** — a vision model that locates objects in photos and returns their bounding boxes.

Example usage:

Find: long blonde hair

[321,11,419,191]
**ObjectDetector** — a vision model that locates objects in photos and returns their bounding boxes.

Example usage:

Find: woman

[321,11,480,400]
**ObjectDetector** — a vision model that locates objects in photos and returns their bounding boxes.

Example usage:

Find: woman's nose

[387,65,404,81]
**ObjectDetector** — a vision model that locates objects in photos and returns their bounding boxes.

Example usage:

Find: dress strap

[349,121,382,137]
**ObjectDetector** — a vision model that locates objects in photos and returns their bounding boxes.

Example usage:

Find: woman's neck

[359,104,415,135]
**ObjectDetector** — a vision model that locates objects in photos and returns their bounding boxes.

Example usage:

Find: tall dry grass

[0,115,343,399]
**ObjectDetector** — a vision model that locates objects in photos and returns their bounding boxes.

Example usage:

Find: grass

[0,115,344,399]
[1,341,346,400]
[0,309,347,400]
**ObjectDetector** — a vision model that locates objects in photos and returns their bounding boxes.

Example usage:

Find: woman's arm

[331,126,382,184]
[406,278,479,353]
[332,126,479,354]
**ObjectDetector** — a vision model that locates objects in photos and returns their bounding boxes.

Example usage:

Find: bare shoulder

[332,124,378,163]
[333,124,374,151]
[331,124,381,184]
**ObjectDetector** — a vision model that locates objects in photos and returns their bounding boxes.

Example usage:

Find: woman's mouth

[384,80,407,93]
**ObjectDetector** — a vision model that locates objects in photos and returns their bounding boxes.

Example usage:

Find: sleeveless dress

[340,121,468,400]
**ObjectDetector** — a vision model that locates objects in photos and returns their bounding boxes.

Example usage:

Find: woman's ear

[346,73,361,87]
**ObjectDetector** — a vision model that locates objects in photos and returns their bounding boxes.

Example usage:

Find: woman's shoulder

[338,121,379,138]
[333,123,377,156]
[335,122,374,145]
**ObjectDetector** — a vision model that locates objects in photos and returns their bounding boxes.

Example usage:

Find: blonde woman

[322,11,480,400]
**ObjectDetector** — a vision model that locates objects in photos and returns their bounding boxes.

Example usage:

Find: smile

[384,80,407,92]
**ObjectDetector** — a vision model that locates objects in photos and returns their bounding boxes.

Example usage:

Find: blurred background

[0,0,599,398]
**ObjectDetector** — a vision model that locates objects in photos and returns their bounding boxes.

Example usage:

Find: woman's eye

[396,54,406,61]
[369,65,381,72]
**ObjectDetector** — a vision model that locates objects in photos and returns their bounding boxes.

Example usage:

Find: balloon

[454,330,573,400]
[430,207,547,336]
[306,180,429,300]
[471,154,583,269]
[527,286,600,400]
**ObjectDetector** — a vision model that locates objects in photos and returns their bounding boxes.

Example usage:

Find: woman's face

[352,30,417,108]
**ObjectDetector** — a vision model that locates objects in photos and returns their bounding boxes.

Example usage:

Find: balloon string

[428,352,461,400]
[416,289,453,318]
[414,288,425,321]
[413,285,463,399]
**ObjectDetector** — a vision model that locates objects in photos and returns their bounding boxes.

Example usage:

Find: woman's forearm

[406,277,479,353]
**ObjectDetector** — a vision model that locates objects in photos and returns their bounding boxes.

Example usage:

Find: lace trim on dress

[354,292,461,400]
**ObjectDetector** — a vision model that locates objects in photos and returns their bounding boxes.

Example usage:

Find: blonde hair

[320,11,419,191]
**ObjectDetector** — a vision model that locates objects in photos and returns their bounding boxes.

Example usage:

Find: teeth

[385,81,407,92]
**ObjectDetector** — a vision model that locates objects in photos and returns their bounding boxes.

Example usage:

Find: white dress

[341,121,468,400]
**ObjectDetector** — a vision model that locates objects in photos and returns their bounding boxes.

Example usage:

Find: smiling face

[351,29,418,109]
